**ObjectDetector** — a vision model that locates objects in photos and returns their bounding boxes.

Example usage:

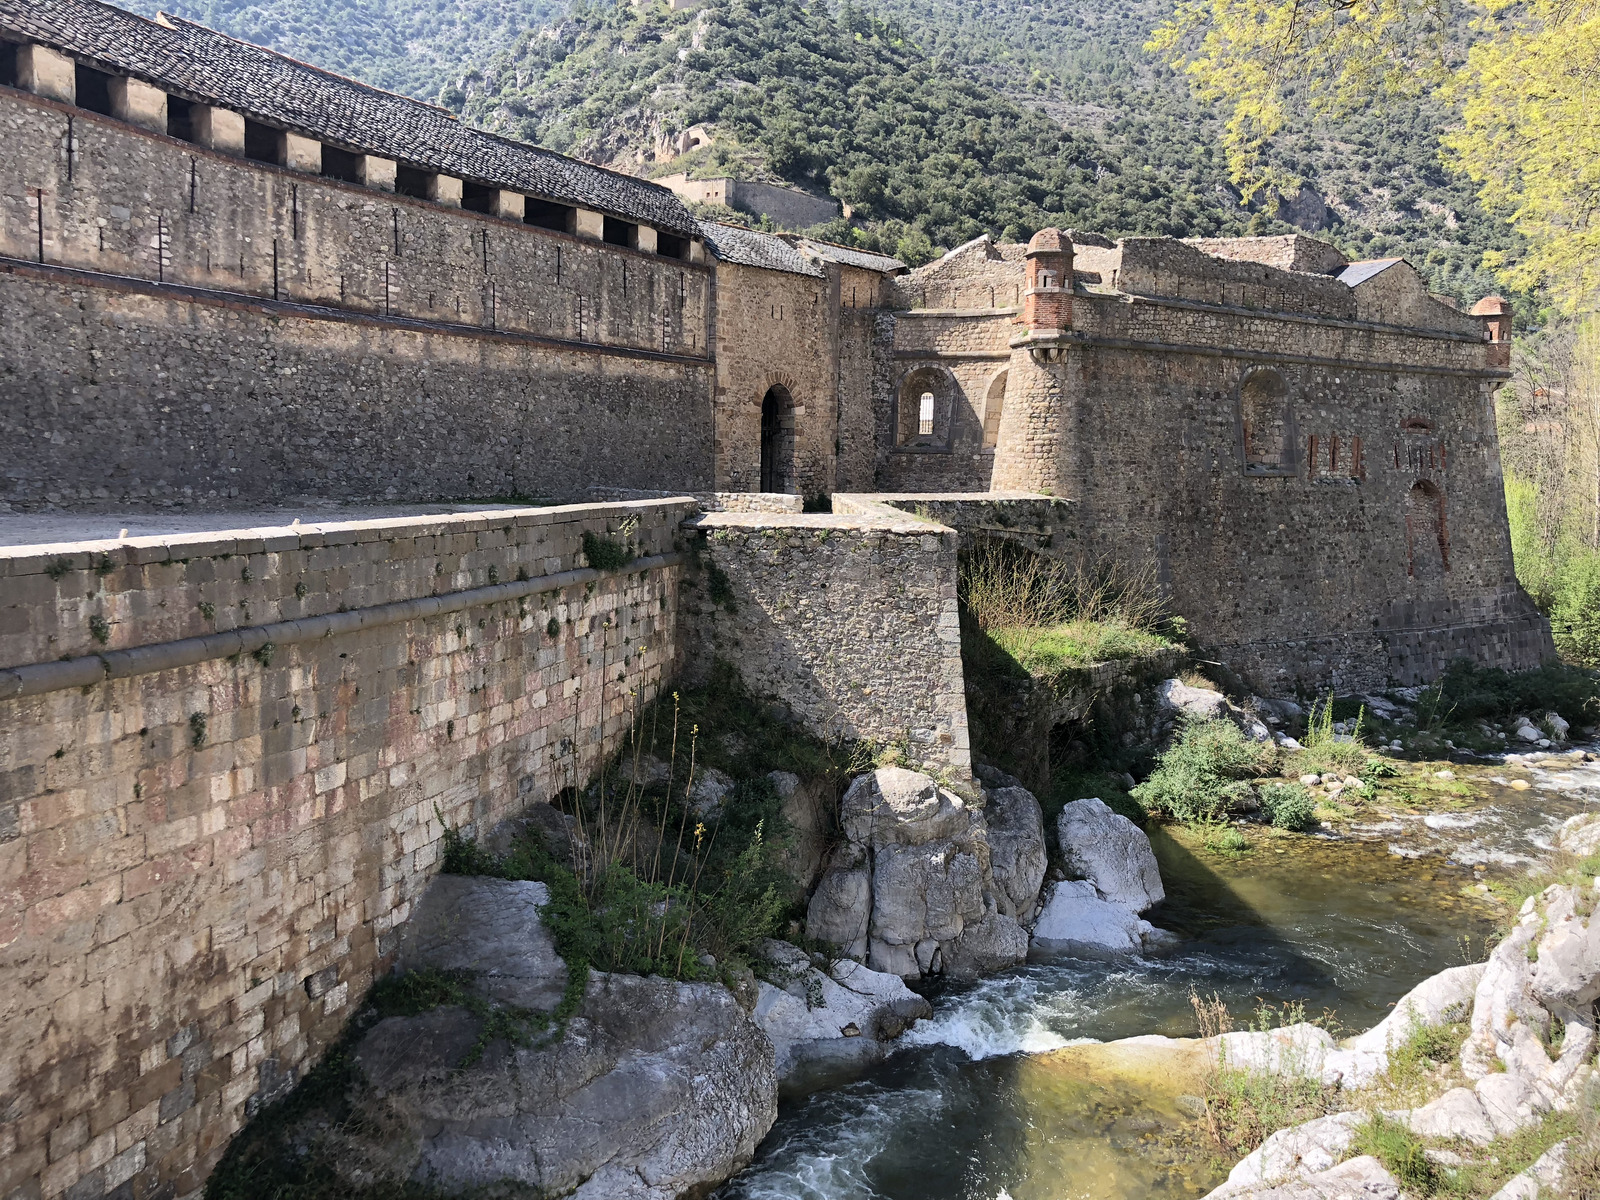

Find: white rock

[1346,963,1484,1055]
[1209,1111,1362,1196]
[1217,1025,1337,1079]
[1434,769,1455,780]
[751,944,931,1083]
[1547,712,1572,741]
[1299,774,1323,786]
[1408,1086,1498,1145]
[840,767,970,848]
[1030,880,1147,957]
[985,784,1048,920]
[1056,798,1165,911]
[1487,1140,1569,1200]
[1208,1155,1401,1199]
[689,766,736,815]
[1517,723,1542,743]
[399,875,566,1011]
[1157,678,1272,741]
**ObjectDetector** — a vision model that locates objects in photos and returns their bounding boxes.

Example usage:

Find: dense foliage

[122,0,560,98]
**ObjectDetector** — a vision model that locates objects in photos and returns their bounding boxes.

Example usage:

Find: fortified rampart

[0,501,691,1200]
[891,232,1551,690]
[0,2,724,508]
[683,505,969,774]
[0,494,979,1200]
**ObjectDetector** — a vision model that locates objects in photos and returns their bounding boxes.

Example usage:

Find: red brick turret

[1022,228,1072,331]
[1471,295,1512,368]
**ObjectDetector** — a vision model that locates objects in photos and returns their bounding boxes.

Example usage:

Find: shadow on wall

[678,512,970,778]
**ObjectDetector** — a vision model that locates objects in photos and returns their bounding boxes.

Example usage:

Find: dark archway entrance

[759,385,794,493]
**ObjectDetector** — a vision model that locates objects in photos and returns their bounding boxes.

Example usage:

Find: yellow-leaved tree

[1148,0,1600,312]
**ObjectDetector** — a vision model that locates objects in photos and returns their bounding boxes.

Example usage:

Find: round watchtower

[991,228,1077,496]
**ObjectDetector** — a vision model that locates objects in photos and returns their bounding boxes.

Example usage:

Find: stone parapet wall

[1073,291,1490,372]
[0,88,711,356]
[0,500,691,1200]
[680,510,970,777]
[0,265,713,509]
[837,492,1077,555]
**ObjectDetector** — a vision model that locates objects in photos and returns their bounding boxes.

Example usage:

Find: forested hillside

[120,0,560,97]
[123,0,1523,299]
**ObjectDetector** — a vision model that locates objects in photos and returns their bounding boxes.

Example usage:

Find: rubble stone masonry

[681,507,970,776]
[0,499,691,1200]
[0,85,715,507]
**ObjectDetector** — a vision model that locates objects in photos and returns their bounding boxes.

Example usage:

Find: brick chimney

[1471,295,1512,369]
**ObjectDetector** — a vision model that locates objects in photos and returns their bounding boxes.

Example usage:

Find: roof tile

[0,0,700,234]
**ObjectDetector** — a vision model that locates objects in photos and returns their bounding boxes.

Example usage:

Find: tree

[1148,0,1600,311]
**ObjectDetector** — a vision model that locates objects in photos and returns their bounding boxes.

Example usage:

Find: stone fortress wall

[892,231,1550,690]
[0,501,694,1200]
[0,494,975,1200]
[0,11,721,509]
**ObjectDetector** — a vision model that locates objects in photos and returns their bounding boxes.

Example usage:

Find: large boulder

[335,874,777,1199]
[749,939,930,1089]
[805,843,872,961]
[1056,798,1164,911]
[806,768,1038,980]
[1557,812,1600,858]
[1157,678,1271,742]
[347,972,776,1199]
[398,875,568,1010]
[1030,880,1152,957]
[1344,963,1484,1055]
[768,770,833,892]
[984,782,1048,921]
[1205,1111,1363,1198]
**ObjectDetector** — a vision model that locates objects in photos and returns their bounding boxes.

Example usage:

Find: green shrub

[1259,782,1315,831]
[1428,658,1600,728]
[1132,718,1272,824]
[581,529,635,572]
[1555,554,1600,668]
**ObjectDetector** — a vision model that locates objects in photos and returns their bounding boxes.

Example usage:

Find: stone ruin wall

[0,85,717,508]
[0,500,692,1200]
[680,507,970,777]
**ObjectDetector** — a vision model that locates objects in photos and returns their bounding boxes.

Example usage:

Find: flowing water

[719,753,1600,1200]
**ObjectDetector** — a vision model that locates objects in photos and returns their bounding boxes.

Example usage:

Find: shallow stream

[718,753,1600,1200]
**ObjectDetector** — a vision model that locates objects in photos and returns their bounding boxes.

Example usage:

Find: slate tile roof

[0,0,700,234]
[791,238,905,274]
[1337,258,1405,287]
[699,221,824,278]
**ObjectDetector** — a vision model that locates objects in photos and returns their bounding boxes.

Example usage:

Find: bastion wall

[0,84,717,508]
[893,235,1551,691]
[0,500,691,1200]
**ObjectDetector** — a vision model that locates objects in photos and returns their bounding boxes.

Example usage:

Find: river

[718,752,1600,1200]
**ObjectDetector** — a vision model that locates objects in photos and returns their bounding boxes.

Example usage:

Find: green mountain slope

[457,0,1256,261]
[119,0,560,99]
[858,0,1520,300]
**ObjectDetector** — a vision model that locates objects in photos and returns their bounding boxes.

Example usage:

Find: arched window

[896,367,955,448]
[1238,367,1293,474]
[1406,480,1449,577]
[983,369,1007,449]
[759,385,795,493]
